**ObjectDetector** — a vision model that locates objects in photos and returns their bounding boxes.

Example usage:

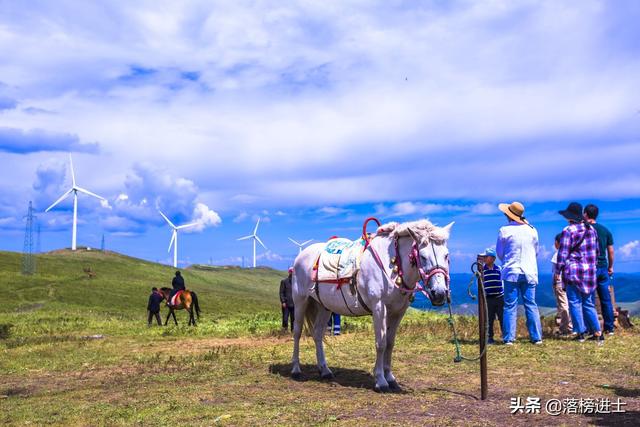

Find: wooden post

[477,266,488,400]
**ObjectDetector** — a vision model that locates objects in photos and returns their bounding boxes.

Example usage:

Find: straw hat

[498,201,528,224]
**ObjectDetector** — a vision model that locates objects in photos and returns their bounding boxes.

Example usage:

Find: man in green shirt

[584,204,615,335]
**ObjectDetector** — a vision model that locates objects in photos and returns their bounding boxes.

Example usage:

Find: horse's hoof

[291,372,303,381]
[374,384,390,393]
[320,372,335,380]
[388,380,401,391]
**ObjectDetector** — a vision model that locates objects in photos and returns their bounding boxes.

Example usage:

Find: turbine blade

[176,222,198,230]
[288,237,301,246]
[255,235,267,250]
[301,239,314,246]
[158,210,176,228]
[237,235,253,241]
[45,189,73,212]
[168,231,176,252]
[69,154,76,187]
[253,217,260,235]
[75,186,105,201]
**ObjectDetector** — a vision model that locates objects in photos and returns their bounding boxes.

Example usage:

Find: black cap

[559,202,583,222]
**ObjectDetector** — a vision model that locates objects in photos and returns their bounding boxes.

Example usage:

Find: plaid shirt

[556,222,599,294]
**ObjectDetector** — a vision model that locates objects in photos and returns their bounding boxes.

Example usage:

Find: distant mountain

[412,272,640,314]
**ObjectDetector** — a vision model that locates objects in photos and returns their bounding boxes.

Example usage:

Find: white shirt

[496,221,539,285]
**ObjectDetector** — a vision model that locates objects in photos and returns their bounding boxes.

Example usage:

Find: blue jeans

[327,313,341,335]
[596,268,615,332]
[502,275,542,343]
[566,285,601,335]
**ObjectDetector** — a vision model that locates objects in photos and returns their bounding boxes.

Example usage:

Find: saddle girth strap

[353,274,372,314]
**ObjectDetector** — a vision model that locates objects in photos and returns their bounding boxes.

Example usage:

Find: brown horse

[159,287,200,326]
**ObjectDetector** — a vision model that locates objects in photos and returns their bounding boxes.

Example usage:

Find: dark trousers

[148,311,161,326]
[282,305,294,330]
[486,295,504,340]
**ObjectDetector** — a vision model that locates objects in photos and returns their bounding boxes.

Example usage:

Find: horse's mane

[376,219,450,244]
[160,287,171,292]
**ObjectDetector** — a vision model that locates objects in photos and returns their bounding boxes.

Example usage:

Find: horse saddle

[313,237,366,284]
[169,290,184,307]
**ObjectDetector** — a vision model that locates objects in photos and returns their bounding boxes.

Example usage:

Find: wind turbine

[288,237,313,254]
[45,155,105,251]
[237,218,266,268]
[159,210,197,268]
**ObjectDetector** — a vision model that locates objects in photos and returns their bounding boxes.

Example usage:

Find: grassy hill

[0,249,288,339]
[1,250,639,425]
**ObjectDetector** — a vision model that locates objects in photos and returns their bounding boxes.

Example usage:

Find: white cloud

[537,244,552,262]
[189,202,222,232]
[619,240,640,260]
[1,2,639,210]
[257,250,287,262]
[375,201,498,218]
[0,217,15,226]
[233,212,249,223]
[318,206,352,216]
[470,203,496,215]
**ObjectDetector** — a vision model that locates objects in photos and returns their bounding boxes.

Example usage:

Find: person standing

[480,248,504,344]
[583,204,616,335]
[496,201,543,345]
[327,313,341,336]
[147,287,163,326]
[555,202,602,342]
[280,268,295,331]
[551,233,573,335]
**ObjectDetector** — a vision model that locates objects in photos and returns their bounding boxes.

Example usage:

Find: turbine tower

[237,218,266,268]
[45,155,105,251]
[288,237,313,254]
[159,210,197,268]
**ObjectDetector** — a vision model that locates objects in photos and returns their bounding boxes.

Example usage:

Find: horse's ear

[443,221,455,233]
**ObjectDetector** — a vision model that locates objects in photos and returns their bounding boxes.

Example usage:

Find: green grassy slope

[0,250,287,339]
[1,250,639,425]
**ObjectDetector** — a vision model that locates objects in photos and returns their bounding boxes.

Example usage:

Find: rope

[446,262,490,363]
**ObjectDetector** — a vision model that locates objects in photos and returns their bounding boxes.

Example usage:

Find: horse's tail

[191,291,200,319]
[303,298,319,337]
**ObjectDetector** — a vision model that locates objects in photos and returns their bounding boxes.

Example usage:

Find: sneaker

[487,338,495,344]
[605,330,615,336]
[504,341,514,346]
[532,340,543,345]
[588,334,605,342]
[574,333,585,343]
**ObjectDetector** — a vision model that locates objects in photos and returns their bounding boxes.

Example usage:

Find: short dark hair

[175,271,181,276]
[152,287,158,291]
[584,204,599,220]
[555,233,563,243]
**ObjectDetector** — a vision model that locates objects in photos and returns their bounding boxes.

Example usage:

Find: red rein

[365,217,450,298]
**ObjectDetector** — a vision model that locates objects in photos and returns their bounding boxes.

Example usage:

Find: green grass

[1,250,639,426]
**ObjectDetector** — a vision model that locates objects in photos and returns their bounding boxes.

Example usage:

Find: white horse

[291,219,453,392]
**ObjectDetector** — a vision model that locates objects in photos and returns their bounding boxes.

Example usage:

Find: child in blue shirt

[481,248,504,344]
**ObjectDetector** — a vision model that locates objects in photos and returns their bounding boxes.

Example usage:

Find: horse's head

[418,223,453,306]
[414,222,453,307]
[378,219,454,307]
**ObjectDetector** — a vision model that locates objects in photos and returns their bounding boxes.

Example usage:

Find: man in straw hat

[555,202,602,343]
[496,201,543,345]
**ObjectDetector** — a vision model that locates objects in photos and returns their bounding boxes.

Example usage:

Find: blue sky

[1,1,639,272]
